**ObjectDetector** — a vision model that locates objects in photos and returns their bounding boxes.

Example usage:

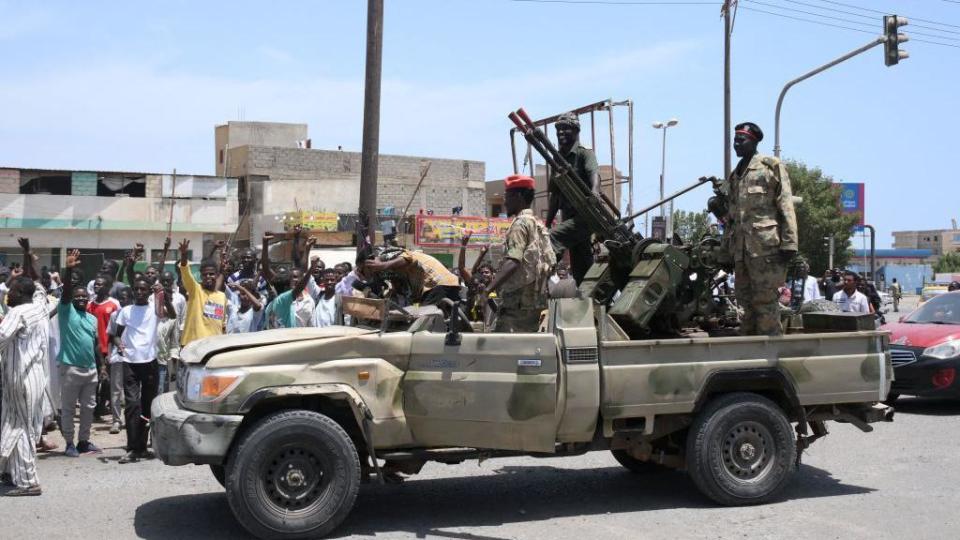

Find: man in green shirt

[546,112,600,285]
[58,250,103,457]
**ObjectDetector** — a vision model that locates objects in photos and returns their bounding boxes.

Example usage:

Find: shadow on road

[134,463,873,540]
[891,397,960,416]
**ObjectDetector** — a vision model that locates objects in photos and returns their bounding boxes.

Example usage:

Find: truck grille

[890,349,918,368]
[565,347,599,364]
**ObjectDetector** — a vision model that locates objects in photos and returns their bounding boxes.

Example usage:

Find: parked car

[881,291,960,401]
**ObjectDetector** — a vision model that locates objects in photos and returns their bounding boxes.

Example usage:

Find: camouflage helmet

[555,112,580,130]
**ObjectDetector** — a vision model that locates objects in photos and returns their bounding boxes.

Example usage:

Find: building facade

[216,121,486,247]
[892,228,960,257]
[0,167,238,276]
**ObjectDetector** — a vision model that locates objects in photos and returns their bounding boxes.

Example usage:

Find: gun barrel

[620,176,713,223]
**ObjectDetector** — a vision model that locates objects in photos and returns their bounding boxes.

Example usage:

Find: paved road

[5,396,958,540]
[9,295,952,540]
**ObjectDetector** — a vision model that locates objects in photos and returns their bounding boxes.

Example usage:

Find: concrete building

[0,167,238,275]
[216,121,486,247]
[892,228,960,258]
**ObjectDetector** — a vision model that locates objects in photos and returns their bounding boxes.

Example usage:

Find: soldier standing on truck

[722,122,798,336]
[485,175,556,333]
[546,112,600,285]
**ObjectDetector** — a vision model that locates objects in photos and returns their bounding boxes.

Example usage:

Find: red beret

[505,174,535,191]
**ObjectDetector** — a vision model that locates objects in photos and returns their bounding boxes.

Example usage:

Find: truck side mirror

[445,300,463,346]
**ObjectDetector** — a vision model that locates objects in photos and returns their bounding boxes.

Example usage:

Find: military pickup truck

[151,299,893,539]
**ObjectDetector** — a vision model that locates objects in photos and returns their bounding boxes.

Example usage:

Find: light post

[653,118,678,238]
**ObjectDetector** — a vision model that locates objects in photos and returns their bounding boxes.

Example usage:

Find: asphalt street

[8,298,954,540]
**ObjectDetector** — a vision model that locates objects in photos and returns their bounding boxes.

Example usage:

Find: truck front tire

[686,392,796,506]
[225,409,361,540]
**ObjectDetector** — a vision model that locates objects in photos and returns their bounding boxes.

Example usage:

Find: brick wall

[0,169,19,194]
[71,172,97,196]
[242,146,486,216]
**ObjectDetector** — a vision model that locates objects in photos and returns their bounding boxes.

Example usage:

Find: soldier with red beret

[485,175,556,332]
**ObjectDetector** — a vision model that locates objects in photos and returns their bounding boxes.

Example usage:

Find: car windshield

[905,293,960,324]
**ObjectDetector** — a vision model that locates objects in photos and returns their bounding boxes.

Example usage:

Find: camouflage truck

[151,298,893,539]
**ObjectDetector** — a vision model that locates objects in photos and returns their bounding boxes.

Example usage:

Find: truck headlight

[923,340,960,360]
[183,367,247,402]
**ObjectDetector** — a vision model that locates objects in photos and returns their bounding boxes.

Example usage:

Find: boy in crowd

[262,233,315,329]
[177,239,227,347]
[86,271,121,425]
[226,279,265,334]
[58,250,103,457]
[311,268,342,328]
[112,278,175,464]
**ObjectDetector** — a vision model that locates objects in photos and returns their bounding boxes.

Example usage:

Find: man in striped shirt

[0,273,50,496]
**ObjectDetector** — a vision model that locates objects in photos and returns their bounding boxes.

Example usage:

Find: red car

[881,291,960,402]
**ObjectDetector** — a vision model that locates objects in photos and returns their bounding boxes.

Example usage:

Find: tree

[671,209,713,245]
[933,252,960,274]
[784,160,860,276]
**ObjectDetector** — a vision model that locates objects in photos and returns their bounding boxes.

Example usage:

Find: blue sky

[1,0,957,247]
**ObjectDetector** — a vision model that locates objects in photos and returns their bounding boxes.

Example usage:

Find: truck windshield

[905,293,960,324]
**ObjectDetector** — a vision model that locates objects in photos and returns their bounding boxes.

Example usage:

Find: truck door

[402,330,559,453]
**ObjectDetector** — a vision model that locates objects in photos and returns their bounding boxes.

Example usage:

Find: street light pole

[653,119,678,238]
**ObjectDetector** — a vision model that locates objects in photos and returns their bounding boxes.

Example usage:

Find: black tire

[611,449,672,474]
[210,464,226,488]
[225,410,361,540]
[686,392,796,506]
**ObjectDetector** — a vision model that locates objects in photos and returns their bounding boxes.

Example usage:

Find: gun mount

[509,107,732,337]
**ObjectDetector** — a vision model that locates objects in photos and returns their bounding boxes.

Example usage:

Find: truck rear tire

[210,464,226,488]
[610,449,671,474]
[686,392,796,506]
[225,409,361,539]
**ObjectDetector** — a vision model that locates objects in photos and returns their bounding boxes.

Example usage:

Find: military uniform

[550,142,599,284]
[725,153,798,336]
[496,209,554,333]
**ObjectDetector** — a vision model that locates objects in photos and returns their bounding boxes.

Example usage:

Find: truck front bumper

[150,392,244,466]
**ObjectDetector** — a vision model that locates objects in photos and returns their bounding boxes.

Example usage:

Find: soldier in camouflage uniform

[722,122,798,336]
[485,175,555,333]
[546,112,600,285]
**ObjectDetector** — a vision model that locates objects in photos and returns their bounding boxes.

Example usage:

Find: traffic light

[883,15,909,67]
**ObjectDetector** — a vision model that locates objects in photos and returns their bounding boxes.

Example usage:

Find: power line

[745,0,960,41]
[782,0,960,35]
[742,5,960,48]
[809,0,960,29]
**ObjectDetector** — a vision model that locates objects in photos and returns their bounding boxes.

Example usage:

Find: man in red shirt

[86,274,121,427]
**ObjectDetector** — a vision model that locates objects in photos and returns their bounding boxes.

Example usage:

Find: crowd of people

[776,261,892,316]
[0,214,579,496]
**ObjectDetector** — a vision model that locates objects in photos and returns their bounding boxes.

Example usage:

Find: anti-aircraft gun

[509,108,730,338]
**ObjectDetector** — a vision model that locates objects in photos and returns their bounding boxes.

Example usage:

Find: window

[491,204,502,217]
[19,171,71,195]
[219,149,224,164]
[97,174,145,197]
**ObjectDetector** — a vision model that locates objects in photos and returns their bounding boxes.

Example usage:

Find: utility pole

[723,0,733,178]
[358,0,384,252]
[824,234,835,269]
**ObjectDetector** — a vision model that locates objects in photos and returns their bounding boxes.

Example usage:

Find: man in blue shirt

[58,250,103,457]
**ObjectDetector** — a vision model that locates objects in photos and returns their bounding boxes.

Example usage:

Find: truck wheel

[686,392,796,506]
[225,410,360,540]
[610,449,671,474]
[210,464,226,488]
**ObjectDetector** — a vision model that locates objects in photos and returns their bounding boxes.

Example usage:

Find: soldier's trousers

[495,308,543,333]
[550,216,592,285]
[735,254,786,336]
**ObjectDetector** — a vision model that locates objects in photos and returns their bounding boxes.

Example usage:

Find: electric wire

[782,0,960,35]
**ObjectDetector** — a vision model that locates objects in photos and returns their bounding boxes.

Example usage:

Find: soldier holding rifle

[546,112,600,285]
